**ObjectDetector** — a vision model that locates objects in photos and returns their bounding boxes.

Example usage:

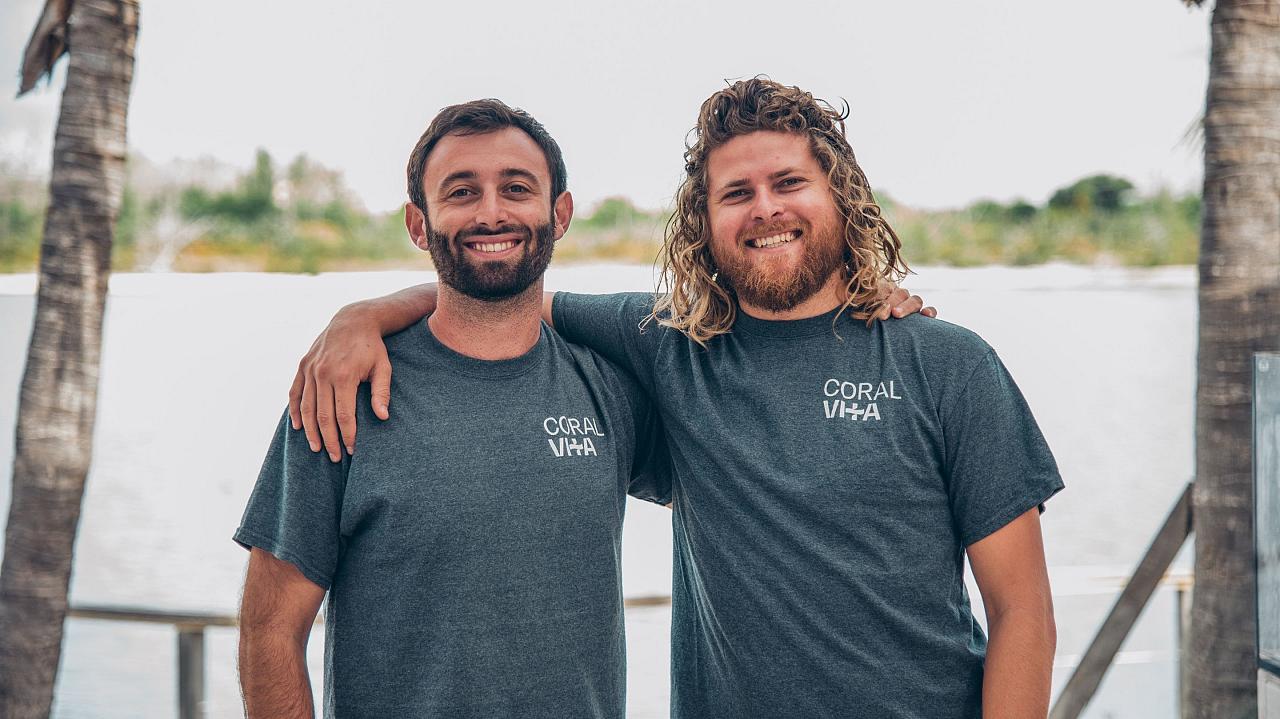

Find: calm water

[0,264,1197,718]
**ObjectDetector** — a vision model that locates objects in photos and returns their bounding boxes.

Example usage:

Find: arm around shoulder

[357,282,440,336]
[289,282,440,460]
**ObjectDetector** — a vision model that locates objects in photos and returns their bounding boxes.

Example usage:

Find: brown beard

[425,219,556,301]
[711,218,845,313]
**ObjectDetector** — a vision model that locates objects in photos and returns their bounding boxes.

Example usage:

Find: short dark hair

[406,99,567,211]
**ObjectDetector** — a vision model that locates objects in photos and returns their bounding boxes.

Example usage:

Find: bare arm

[967,508,1056,719]
[239,548,327,719]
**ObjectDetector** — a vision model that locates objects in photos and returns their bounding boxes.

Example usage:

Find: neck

[736,272,847,321]
[428,280,545,360]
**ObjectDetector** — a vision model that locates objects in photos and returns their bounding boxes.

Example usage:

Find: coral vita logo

[543,415,605,457]
[822,378,902,422]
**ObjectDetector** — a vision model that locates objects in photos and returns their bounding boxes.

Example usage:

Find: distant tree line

[0,155,1201,273]
[885,174,1200,267]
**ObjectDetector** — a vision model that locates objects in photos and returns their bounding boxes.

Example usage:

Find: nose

[750,188,784,223]
[473,190,508,228]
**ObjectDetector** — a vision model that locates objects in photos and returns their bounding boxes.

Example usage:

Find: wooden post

[1175,585,1189,717]
[1049,481,1195,719]
[177,626,204,719]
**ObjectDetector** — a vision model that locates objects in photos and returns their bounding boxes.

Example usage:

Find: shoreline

[0,262,1197,297]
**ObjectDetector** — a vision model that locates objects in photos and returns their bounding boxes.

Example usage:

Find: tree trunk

[1188,1,1280,717]
[0,1,139,716]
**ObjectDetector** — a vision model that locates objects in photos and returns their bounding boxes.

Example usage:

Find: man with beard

[235,99,674,718]
[289,82,1054,719]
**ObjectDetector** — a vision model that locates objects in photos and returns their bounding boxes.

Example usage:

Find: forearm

[348,283,439,336]
[239,632,315,718]
[982,607,1056,718]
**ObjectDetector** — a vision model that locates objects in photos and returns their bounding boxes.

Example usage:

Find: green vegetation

[557,197,668,264]
[0,159,1200,274]
[169,151,418,273]
[0,197,43,272]
[886,175,1200,267]
[0,162,47,272]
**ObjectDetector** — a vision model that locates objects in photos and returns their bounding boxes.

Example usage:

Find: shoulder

[383,320,425,360]
[878,314,993,363]
[870,315,1002,404]
[549,330,636,387]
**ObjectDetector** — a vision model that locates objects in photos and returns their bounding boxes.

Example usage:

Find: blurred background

[2,0,1209,274]
[0,0,1229,717]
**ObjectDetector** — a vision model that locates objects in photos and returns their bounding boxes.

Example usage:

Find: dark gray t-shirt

[553,292,1064,719]
[235,320,670,719]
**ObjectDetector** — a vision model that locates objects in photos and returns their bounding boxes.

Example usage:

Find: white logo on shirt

[543,415,605,457]
[822,379,902,422]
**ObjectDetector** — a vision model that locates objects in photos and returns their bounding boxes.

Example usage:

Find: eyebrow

[438,168,542,189]
[499,168,541,186]
[715,167,802,193]
[440,170,476,187]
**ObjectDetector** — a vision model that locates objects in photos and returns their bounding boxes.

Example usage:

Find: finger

[335,377,359,456]
[288,367,305,430]
[892,294,925,318]
[316,381,343,463]
[875,278,894,301]
[370,358,392,422]
[299,370,322,453]
[887,288,908,319]
[922,305,938,318]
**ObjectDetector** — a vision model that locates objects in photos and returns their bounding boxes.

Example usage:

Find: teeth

[750,232,796,248]
[474,241,517,253]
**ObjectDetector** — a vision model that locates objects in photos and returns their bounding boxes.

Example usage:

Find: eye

[779,177,805,188]
[448,187,473,198]
[507,184,530,194]
[722,189,748,201]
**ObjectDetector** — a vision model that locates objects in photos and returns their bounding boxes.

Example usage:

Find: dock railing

[1049,480,1195,719]
[68,594,674,719]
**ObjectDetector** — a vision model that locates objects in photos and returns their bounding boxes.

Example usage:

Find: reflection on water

[0,264,1196,718]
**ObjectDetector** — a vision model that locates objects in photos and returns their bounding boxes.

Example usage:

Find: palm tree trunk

[0,1,139,716]
[1188,0,1280,717]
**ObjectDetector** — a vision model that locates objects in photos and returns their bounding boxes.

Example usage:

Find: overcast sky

[1,0,1210,214]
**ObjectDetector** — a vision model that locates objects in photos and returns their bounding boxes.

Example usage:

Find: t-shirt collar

[417,317,548,378]
[731,304,851,339]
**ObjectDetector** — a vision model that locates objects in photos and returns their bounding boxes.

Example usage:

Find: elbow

[1043,604,1058,656]
[238,601,311,655]
[1040,590,1057,654]
[238,618,310,686]
[238,612,309,650]
[987,592,1057,653]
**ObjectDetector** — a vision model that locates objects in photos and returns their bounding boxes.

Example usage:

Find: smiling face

[706,130,847,318]
[406,126,571,301]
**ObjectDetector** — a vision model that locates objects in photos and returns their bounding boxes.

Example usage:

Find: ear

[404,202,429,251]
[551,190,574,241]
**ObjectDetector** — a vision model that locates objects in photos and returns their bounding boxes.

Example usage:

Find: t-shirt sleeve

[942,350,1064,547]
[233,409,348,590]
[618,373,673,505]
[552,292,664,391]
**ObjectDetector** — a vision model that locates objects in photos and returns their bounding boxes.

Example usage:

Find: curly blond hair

[652,78,909,345]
